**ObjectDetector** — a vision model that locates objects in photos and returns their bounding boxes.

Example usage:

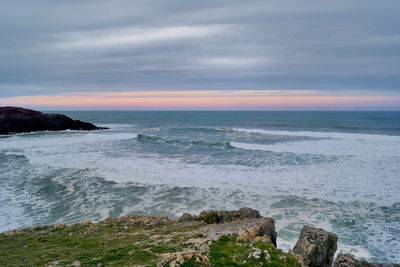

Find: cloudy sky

[0,0,399,110]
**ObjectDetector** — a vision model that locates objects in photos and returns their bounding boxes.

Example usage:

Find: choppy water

[1,111,399,263]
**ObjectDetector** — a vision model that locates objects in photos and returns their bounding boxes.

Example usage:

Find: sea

[0,111,399,263]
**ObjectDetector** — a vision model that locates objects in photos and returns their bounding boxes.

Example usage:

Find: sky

[0,0,399,110]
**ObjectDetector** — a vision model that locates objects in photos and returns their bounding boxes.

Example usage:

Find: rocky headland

[1,208,398,267]
[0,107,106,134]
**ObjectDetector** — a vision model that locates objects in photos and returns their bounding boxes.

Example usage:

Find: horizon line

[37,109,400,112]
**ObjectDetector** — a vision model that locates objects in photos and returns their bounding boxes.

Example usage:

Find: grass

[209,235,300,267]
[0,220,299,267]
[0,223,191,266]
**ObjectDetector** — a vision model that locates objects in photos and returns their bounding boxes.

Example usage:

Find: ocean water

[1,111,399,263]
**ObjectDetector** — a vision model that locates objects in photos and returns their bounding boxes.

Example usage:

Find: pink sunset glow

[2,90,399,110]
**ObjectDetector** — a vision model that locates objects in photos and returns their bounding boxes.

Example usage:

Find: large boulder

[179,207,261,224]
[204,217,277,247]
[0,107,106,134]
[293,225,338,267]
[334,252,400,267]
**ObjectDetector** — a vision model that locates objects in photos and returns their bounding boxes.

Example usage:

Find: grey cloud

[0,0,399,98]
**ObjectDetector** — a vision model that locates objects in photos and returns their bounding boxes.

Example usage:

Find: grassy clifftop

[0,213,299,267]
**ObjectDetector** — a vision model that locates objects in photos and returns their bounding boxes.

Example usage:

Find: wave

[230,136,400,156]
[168,127,227,133]
[137,134,162,142]
[232,128,400,141]
[95,123,136,129]
[82,132,138,141]
[0,132,138,151]
[137,134,233,149]
[230,142,275,152]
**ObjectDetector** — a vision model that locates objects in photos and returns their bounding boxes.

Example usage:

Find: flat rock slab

[202,217,277,247]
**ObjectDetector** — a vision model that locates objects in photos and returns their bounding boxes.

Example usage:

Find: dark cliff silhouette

[0,107,107,134]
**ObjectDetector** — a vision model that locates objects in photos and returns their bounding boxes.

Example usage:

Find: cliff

[0,107,106,134]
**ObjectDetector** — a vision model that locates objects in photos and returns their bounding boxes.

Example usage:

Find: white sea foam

[96,123,136,129]
[0,132,138,150]
[230,137,400,156]
[231,127,400,157]
[12,137,397,206]
[1,126,399,262]
[233,128,400,141]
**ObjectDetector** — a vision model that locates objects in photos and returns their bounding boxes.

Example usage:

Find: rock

[236,219,276,246]
[293,225,338,267]
[99,215,173,228]
[65,261,81,267]
[178,213,198,222]
[254,236,272,244]
[264,250,271,261]
[157,249,209,267]
[183,237,210,252]
[194,207,261,224]
[334,252,400,267]
[237,207,263,219]
[45,260,62,267]
[205,217,277,247]
[0,106,107,134]
[334,253,367,267]
[4,229,26,236]
[248,247,262,259]
[51,224,66,229]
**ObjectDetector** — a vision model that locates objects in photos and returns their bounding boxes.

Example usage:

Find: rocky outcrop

[157,211,277,266]
[334,252,400,267]
[204,217,277,246]
[2,208,399,266]
[179,207,261,224]
[0,106,106,134]
[293,225,338,267]
[334,253,370,267]
[157,249,209,267]
[178,207,275,247]
[151,208,276,267]
[99,215,174,228]
[4,215,173,237]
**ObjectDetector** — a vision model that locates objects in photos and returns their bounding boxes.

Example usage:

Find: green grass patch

[0,222,199,267]
[209,235,300,267]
